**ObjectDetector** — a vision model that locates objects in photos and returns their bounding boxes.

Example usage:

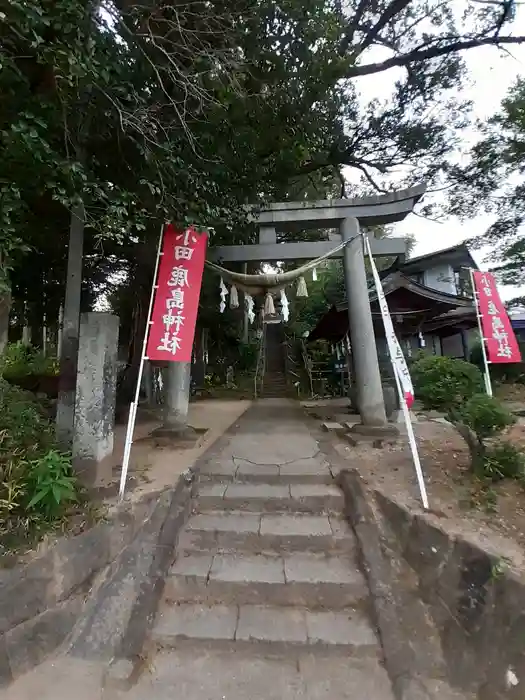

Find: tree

[450,78,525,288]
[4,0,525,394]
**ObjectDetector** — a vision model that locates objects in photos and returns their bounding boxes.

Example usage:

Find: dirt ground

[305,398,525,571]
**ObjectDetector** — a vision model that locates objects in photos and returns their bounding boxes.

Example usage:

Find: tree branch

[339,0,370,55]
[350,0,413,57]
[345,35,525,78]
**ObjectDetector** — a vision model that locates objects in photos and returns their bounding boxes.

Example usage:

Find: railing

[300,338,315,398]
[283,334,301,397]
[254,323,266,398]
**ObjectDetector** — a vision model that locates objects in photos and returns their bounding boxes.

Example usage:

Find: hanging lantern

[230,284,239,309]
[296,276,308,297]
[280,289,289,322]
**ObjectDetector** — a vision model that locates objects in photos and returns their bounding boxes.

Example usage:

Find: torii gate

[209,184,426,427]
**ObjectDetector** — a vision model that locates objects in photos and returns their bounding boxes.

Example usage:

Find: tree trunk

[56,200,85,449]
[0,287,11,355]
[452,420,486,474]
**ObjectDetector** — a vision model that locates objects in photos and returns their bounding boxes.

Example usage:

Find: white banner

[364,237,414,407]
[363,234,429,510]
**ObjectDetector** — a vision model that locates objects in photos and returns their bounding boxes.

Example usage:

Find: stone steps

[178,511,354,555]
[165,551,368,609]
[153,603,379,656]
[199,458,334,485]
[195,483,344,514]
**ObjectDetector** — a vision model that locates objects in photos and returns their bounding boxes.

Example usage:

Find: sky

[347,7,525,300]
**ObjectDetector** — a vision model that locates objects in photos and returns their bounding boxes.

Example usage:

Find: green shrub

[0,342,59,380]
[459,393,515,440]
[26,450,77,518]
[411,356,525,483]
[470,339,525,385]
[411,355,484,413]
[0,379,79,551]
[482,442,525,481]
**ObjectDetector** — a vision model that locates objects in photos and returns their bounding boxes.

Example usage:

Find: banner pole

[363,233,429,510]
[392,363,430,509]
[119,224,165,500]
[469,267,493,397]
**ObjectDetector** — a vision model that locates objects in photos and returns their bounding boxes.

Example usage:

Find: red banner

[146,224,207,363]
[472,270,521,364]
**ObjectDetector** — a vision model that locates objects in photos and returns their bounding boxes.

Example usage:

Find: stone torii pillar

[209,185,425,428]
[341,218,385,425]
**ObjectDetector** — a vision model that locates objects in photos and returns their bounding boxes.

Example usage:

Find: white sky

[349,7,525,300]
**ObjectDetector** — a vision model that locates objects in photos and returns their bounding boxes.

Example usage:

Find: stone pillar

[153,360,196,444]
[163,360,191,430]
[73,312,119,485]
[340,218,387,426]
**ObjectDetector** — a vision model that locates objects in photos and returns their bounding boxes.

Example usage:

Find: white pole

[118,225,165,500]
[392,364,429,510]
[469,267,492,396]
[363,232,429,510]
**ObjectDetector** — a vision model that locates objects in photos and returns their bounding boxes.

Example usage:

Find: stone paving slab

[305,609,378,650]
[183,511,354,554]
[210,553,285,584]
[196,482,344,514]
[235,461,280,481]
[198,460,237,478]
[200,457,333,485]
[236,605,307,644]
[124,648,395,700]
[166,551,368,608]
[170,553,214,578]
[155,604,237,642]
[260,513,332,537]
[283,553,364,586]
[154,603,379,653]
[187,512,261,534]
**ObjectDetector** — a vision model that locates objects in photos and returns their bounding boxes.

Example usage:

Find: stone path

[127,399,394,699]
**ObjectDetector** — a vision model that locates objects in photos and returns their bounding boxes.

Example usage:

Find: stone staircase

[152,450,385,660]
[259,370,290,398]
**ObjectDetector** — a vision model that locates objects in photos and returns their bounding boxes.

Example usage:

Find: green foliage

[469,339,525,384]
[0,380,79,551]
[0,342,59,379]
[26,450,77,518]
[411,355,525,483]
[411,355,484,413]
[289,263,344,337]
[459,393,515,441]
[236,343,258,373]
[482,442,525,482]
[451,78,525,289]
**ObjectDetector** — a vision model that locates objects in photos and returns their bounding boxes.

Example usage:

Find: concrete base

[149,425,206,449]
[350,424,399,438]
[343,423,400,449]
[341,433,398,449]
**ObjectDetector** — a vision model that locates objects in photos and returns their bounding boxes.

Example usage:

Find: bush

[411,355,484,413]
[482,442,525,481]
[411,356,525,483]
[0,379,79,551]
[469,339,525,385]
[459,393,515,440]
[0,342,59,380]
